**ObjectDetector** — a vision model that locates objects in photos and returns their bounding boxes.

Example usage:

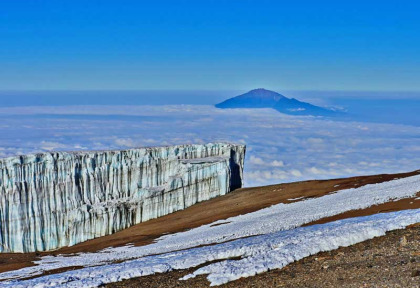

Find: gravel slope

[106,224,420,288]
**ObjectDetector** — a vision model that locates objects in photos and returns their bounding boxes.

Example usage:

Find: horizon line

[1,89,420,93]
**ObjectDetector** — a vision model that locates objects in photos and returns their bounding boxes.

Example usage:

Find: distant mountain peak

[215,88,338,117]
[245,88,286,100]
[249,88,274,93]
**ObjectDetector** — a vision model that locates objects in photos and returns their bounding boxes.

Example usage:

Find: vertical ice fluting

[0,143,245,252]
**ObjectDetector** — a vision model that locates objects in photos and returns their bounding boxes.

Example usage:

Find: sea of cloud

[0,105,418,187]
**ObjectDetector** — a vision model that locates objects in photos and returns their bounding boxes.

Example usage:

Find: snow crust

[0,174,419,284]
[0,143,245,252]
[2,209,419,287]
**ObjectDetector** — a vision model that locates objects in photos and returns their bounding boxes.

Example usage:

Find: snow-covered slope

[1,174,418,284]
[0,143,245,253]
[2,210,419,287]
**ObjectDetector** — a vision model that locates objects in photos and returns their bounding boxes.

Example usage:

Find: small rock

[400,236,408,247]
[322,265,329,270]
[411,270,420,277]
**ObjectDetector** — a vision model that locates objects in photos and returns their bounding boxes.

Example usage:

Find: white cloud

[114,138,137,148]
[249,156,265,165]
[73,144,88,149]
[307,137,324,144]
[290,169,303,177]
[39,141,69,151]
[306,167,325,175]
[270,160,284,167]
[0,105,419,187]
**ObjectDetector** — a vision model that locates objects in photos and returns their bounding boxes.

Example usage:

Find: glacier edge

[0,143,245,253]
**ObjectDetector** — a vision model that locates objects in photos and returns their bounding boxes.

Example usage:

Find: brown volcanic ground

[107,224,420,288]
[0,170,419,279]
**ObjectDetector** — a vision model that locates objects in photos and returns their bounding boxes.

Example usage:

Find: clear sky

[1,0,419,91]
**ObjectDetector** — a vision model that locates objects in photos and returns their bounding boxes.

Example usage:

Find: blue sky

[1,0,420,90]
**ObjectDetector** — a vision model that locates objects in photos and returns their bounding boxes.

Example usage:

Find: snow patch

[2,210,419,287]
[0,174,419,283]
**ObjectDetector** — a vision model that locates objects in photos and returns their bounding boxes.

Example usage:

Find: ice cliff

[0,143,245,253]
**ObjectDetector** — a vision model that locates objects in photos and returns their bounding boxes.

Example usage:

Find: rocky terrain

[107,224,420,288]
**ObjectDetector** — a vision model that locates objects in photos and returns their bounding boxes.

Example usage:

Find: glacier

[0,143,245,253]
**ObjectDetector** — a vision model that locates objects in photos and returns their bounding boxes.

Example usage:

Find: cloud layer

[0,105,419,187]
